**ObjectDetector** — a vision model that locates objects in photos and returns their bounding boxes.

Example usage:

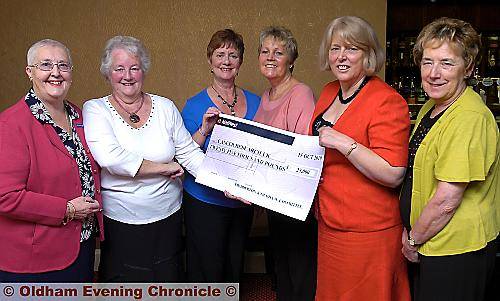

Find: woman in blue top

[181,28,260,282]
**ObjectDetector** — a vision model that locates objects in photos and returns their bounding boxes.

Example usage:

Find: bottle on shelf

[399,75,411,101]
[416,83,427,103]
[468,67,480,93]
[397,40,407,69]
[386,40,392,71]
[488,80,499,104]
[497,79,500,104]
[407,76,417,104]
[482,77,499,104]
[408,38,416,69]
[486,36,499,77]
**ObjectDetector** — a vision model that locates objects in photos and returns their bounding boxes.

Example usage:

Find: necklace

[113,93,144,123]
[338,76,370,104]
[211,85,238,116]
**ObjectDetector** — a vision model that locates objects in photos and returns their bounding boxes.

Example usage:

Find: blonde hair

[413,17,480,70]
[318,16,384,75]
[258,26,298,72]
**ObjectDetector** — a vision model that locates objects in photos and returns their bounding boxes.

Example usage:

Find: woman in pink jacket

[0,39,103,282]
[253,26,317,301]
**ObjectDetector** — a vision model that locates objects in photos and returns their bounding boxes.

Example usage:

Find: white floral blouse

[25,89,97,242]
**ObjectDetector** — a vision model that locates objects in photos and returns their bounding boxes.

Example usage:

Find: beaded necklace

[211,85,238,116]
[338,77,370,104]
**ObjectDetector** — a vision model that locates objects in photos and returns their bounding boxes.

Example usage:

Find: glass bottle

[486,36,499,77]
[417,83,427,103]
[397,40,407,69]
[407,76,417,104]
[497,79,500,104]
[468,67,480,93]
[483,77,499,104]
[386,41,392,69]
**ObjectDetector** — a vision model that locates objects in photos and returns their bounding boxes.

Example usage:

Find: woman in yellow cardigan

[399,17,499,301]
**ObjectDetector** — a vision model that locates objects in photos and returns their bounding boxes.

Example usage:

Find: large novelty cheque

[196,114,325,221]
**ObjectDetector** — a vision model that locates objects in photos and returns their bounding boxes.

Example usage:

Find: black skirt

[98,210,183,282]
[413,239,497,301]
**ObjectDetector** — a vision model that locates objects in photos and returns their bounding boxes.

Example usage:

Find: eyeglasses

[29,61,73,72]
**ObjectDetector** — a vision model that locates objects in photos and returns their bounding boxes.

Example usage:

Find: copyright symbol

[225,285,236,297]
[3,286,14,297]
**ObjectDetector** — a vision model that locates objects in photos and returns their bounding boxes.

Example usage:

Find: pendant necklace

[113,93,144,123]
[338,76,370,105]
[211,85,238,116]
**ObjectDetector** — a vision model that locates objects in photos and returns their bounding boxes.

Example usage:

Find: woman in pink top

[253,26,317,301]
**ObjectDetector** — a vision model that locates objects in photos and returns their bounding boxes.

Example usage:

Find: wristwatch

[408,233,419,247]
[345,141,358,157]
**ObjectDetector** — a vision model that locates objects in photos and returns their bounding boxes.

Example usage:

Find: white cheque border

[196,114,325,221]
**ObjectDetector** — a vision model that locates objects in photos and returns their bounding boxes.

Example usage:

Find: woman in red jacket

[311,16,410,300]
[0,39,103,282]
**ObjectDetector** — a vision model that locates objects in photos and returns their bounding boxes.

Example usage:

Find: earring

[210,69,214,74]
[29,77,33,81]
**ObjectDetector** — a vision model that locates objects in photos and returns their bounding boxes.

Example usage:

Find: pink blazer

[0,98,104,273]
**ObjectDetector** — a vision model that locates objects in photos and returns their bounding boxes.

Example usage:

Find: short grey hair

[100,36,151,79]
[27,39,72,65]
[319,16,384,76]
[258,26,298,72]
